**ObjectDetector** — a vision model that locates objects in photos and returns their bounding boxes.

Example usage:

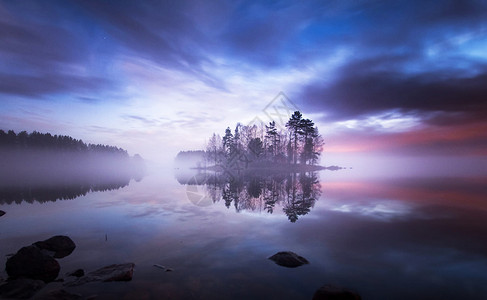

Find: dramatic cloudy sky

[1,0,486,165]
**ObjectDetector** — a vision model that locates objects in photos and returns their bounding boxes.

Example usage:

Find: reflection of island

[177,170,322,223]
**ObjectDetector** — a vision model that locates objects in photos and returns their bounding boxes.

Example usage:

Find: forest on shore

[0,130,145,186]
[0,130,131,155]
[176,111,324,171]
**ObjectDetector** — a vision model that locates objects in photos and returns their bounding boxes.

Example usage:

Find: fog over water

[1,150,140,184]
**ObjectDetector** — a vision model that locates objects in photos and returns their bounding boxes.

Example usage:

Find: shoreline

[189,164,345,173]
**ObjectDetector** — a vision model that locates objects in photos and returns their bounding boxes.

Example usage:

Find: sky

[1,0,486,166]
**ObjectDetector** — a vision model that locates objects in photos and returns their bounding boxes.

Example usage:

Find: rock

[312,285,361,300]
[65,263,135,286]
[0,210,5,217]
[6,245,60,282]
[67,269,85,277]
[33,235,76,259]
[36,289,82,300]
[268,251,309,268]
[153,264,173,272]
[0,278,46,299]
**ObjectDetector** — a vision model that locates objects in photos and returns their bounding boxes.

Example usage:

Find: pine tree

[285,111,303,164]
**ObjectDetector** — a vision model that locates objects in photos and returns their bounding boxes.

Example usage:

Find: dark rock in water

[67,269,85,277]
[65,263,135,286]
[0,210,5,217]
[312,285,361,300]
[268,251,309,268]
[33,235,76,259]
[6,245,60,282]
[36,289,82,300]
[153,264,173,272]
[0,278,46,299]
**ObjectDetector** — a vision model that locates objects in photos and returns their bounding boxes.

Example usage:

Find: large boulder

[33,235,76,259]
[5,245,60,282]
[268,251,309,268]
[0,210,5,217]
[0,278,46,299]
[65,263,135,286]
[312,285,361,300]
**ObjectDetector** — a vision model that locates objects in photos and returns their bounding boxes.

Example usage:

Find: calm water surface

[1,167,486,299]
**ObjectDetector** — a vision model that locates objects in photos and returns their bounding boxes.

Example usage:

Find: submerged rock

[0,210,5,217]
[268,251,309,268]
[0,278,46,299]
[65,263,135,286]
[67,269,85,278]
[36,289,83,300]
[312,285,361,300]
[33,235,76,259]
[5,245,60,282]
[153,264,173,272]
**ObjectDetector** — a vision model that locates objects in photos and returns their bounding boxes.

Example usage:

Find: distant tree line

[0,129,129,157]
[0,130,145,186]
[204,111,324,168]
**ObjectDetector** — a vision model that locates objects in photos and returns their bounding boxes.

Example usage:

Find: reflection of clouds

[327,201,412,220]
[128,207,174,218]
[321,177,487,213]
[284,202,487,299]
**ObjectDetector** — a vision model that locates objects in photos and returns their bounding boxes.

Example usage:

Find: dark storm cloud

[0,2,114,98]
[2,0,487,108]
[302,57,487,122]
[0,73,111,98]
[74,0,229,90]
[78,1,202,66]
[296,0,487,123]
[0,20,82,69]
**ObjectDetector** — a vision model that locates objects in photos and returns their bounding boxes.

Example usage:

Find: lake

[1,166,486,299]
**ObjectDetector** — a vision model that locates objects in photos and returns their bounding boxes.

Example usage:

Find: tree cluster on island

[203,111,324,170]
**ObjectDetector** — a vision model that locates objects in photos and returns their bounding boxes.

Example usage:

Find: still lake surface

[1,165,486,299]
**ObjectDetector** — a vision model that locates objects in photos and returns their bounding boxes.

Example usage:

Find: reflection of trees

[0,179,130,205]
[283,172,320,222]
[178,171,322,222]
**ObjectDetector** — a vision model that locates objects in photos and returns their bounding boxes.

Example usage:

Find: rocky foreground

[0,235,134,299]
[0,237,360,299]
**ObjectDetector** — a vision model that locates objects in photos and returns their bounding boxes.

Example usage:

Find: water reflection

[1,169,487,299]
[0,179,131,205]
[176,170,322,222]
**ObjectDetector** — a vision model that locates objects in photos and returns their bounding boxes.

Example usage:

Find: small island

[176,111,339,173]
[174,111,338,222]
